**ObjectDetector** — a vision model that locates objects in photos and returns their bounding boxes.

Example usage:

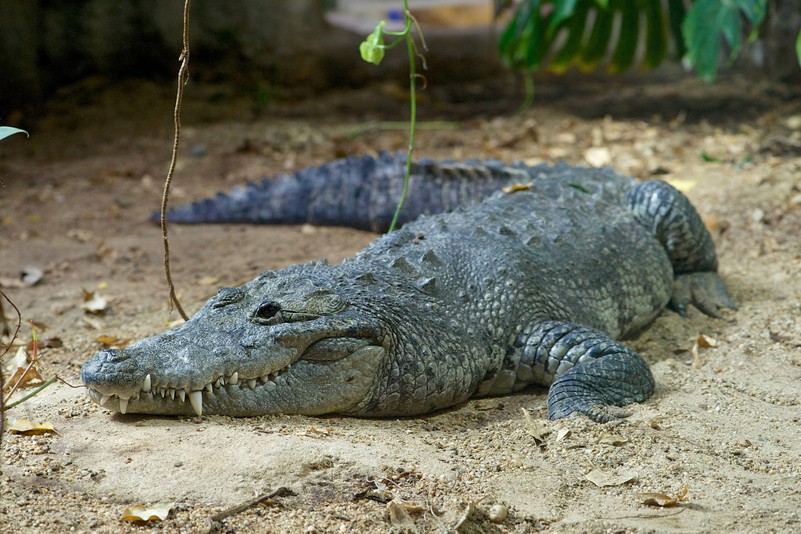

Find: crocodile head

[81,261,389,417]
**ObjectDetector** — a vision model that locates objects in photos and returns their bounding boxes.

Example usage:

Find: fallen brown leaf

[521,407,549,444]
[585,468,637,487]
[7,418,59,436]
[81,290,108,314]
[597,432,629,446]
[639,492,678,507]
[387,498,416,530]
[502,183,532,193]
[121,502,174,522]
[95,335,131,349]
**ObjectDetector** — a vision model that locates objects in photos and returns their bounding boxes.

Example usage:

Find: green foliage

[796,27,801,69]
[359,21,387,65]
[499,0,685,74]
[683,0,766,81]
[498,0,795,81]
[0,127,28,142]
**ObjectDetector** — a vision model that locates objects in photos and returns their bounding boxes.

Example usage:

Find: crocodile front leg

[514,321,655,422]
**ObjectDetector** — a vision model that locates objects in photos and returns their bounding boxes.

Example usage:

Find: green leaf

[608,0,638,74]
[549,2,591,73]
[642,0,668,69]
[546,0,579,38]
[796,29,801,70]
[359,21,386,66]
[499,0,546,70]
[0,126,28,142]
[577,4,614,71]
[683,0,767,81]
[701,149,723,163]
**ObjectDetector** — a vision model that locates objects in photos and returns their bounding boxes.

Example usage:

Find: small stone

[785,115,801,130]
[488,503,508,523]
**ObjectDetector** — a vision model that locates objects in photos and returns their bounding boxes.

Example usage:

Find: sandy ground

[1,75,800,532]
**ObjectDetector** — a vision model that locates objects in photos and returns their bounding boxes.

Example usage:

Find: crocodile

[82,160,735,422]
[158,151,544,232]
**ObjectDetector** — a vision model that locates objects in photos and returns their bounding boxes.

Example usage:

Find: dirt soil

[1,74,800,533]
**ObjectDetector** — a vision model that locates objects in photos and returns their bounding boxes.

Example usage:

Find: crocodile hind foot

[670,271,736,318]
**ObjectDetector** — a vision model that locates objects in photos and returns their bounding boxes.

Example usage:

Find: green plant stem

[516,70,536,114]
[3,376,57,411]
[387,0,417,233]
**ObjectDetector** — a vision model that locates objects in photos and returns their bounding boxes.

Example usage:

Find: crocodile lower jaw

[87,368,290,416]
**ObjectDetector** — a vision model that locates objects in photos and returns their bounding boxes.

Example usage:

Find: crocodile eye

[252,301,281,324]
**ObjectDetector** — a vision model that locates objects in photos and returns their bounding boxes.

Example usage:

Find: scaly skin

[161,152,570,231]
[83,164,735,421]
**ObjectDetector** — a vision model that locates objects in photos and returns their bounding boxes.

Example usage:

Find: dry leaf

[639,485,688,507]
[585,468,637,487]
[3,347,43,393]
[696,334,718,348]
[597,432,629,446]
[398,501,426,515]
[692,333,719,369]
[502,183,532,193]
[665,179,697,192]
[521,408,548,444]
[354,486,394,503]
[387,498,416,530]
[555,428,571,441]
[95,335,130,349]
[3,364,43,392]
[7,418,59,435]
[639,492,678,507]
[81,290,108,314]
[121,502,174,522]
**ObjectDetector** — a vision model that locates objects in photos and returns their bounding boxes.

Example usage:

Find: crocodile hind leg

[626,180,736,317]
[513,321,655,422]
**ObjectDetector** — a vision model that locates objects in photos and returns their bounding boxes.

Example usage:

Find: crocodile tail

[158,152,534,232]
[157,152,408,231]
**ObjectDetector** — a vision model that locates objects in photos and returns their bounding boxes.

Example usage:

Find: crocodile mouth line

[88,365,293,417]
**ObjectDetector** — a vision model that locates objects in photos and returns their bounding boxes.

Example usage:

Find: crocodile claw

[670,272,736,318]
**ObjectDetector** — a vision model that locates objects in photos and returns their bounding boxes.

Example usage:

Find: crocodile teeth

[169,388,175,400]
[215,377,224,388]
[159,387,166,398]
[228,372,238,385]
[119,397,129,414]
[248,379,257,389]
[205,383,213,393]
[189,391,203,416]
[178,390,186,402]
[99,395,111,406]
